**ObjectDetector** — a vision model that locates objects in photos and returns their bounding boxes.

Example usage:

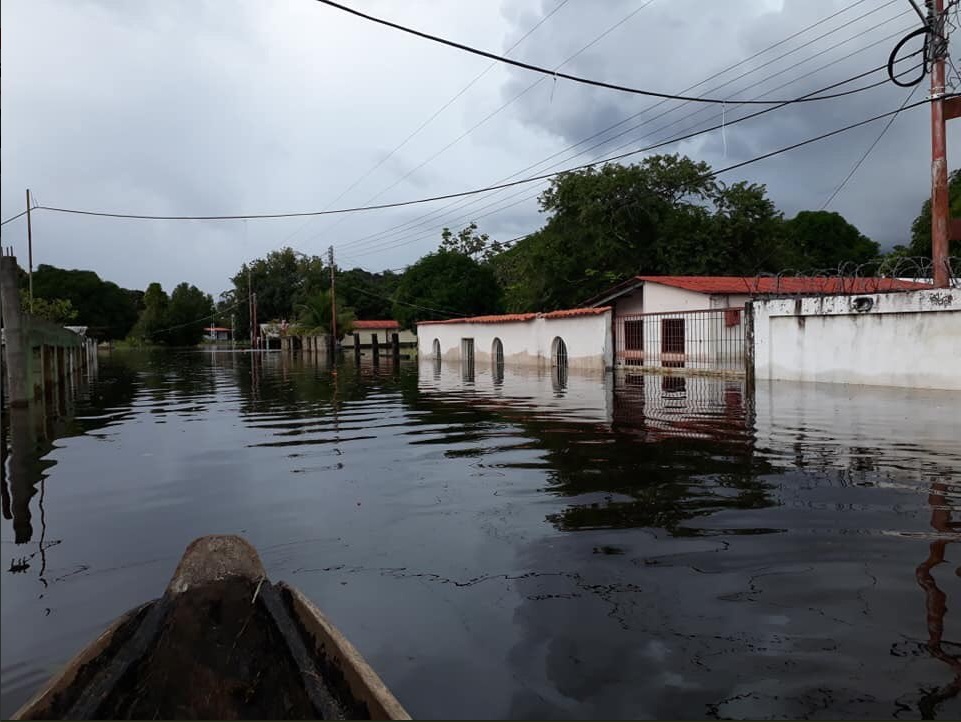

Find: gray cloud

[2,0,959,297]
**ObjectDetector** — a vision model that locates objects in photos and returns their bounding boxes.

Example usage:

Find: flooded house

[584,275,930,372]
[342,319,416,348]
[417,307,613,372]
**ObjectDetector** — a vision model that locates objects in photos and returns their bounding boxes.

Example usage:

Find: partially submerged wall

[751,289,960,390]
[417,309,613,371]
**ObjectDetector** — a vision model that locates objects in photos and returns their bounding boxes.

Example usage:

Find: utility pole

[26,189,33,312]
[248,265,254,348]
[928,0,959,287]
[328,245,337,353]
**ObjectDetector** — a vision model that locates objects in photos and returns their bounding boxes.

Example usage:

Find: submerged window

[551,337,568,369]
[491,337,504,365]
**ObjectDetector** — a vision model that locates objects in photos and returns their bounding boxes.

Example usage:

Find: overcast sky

[2,0,959,297]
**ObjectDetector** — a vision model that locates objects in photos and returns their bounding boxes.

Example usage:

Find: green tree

[31,264,140,339]
[296,290,355,335]
[164,283,214,346]
[20,289,78,324]
[130,282,171,343]
[439,222,504,263]
[904,168,961,258]
[337,268,401,319]
[496,154,790,311]
[228,248,327,338]
[783,210,879,271]
[392,251,501,328]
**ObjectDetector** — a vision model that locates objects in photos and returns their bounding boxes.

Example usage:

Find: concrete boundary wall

[418,310,613,371]
[751,289,961,390]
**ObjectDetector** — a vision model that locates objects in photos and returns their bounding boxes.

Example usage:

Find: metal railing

[614,307,746,374]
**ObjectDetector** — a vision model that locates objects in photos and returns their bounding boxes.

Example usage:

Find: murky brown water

[2,350,959,719]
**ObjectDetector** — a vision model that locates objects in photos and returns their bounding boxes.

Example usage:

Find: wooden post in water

[353,333,361,365]
[0,254,29,406]
[391,333,400,367]
[371,333,379,367]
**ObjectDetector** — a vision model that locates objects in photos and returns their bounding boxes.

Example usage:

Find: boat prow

[13,535,410,720]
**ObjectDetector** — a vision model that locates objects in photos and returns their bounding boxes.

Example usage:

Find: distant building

[205,326,231,341]
[343,320,416,347]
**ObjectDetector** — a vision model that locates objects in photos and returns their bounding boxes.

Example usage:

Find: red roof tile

[635,275,931,295]
[353,319,400,329]
[418,307,610,326]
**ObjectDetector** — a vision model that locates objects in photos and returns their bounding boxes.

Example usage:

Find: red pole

[930,0,950,288]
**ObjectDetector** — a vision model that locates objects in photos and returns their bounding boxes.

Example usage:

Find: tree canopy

[228,248,327,338]
[392,251,502,328]
[129,282,213,346]
[31,264,141,339]
[783,211,879,271]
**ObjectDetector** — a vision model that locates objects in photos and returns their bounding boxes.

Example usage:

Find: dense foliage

[227,248,327,339]
[129,282,214,346]
[391,251,502,328]
[31,264,141,339]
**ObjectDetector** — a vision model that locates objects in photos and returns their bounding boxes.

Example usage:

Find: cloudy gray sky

[2,0,959,297]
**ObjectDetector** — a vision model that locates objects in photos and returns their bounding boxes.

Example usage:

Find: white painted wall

[417,311,613,370]
[752,289,961,389]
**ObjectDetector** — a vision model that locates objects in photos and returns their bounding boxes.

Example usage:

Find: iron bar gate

[614,307,747,375]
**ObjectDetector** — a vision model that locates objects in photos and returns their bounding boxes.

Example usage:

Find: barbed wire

[742,256,960,297]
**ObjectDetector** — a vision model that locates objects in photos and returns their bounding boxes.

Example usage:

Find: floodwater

[1,350,959,720]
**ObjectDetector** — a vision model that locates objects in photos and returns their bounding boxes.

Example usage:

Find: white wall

[752,289,961,390]
[417,311,613,371]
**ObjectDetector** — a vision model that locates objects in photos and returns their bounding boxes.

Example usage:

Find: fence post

[391,332,400,366]
[353,333,361,365]
[744,302,756,395]
[0,255,30,406]
[371,333,379,366]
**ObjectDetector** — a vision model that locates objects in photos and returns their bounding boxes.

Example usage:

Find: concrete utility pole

[928,0,960,287]
[328,246,337,352]
[26,189,34,312]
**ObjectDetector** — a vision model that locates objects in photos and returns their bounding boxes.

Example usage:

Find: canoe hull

[12,536,410,720]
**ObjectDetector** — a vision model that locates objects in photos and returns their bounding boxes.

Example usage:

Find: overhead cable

[313,0,902,106]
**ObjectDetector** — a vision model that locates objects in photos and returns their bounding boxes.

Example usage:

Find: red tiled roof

[635,275,930,294]
[418,307,610,326]
[205,326,231,332]
[353,319,400,329]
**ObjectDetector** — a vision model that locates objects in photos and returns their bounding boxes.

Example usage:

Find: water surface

[1,350,958,719]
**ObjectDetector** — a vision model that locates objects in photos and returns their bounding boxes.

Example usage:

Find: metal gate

[614,307,747,375]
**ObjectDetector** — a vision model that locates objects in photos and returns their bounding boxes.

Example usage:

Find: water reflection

[2,352,959,719]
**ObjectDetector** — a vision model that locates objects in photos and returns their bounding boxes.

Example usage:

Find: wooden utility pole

[248,265,255,348]
[26,189,33,312]
[927,0,961,287]
[328,246,337,353]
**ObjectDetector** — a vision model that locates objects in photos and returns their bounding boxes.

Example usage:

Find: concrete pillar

[0,255,29,406]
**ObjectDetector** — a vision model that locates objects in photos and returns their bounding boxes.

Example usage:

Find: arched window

[432,338,441,360]
[551,337,568,368]
[491,337,504,366]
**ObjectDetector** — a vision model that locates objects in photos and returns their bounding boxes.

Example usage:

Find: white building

[585,275,929,370]
[417,307,613,372]
[342,320,417,348]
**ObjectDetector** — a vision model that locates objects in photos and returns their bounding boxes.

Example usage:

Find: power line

[343,98,939,269]
[334,62,912,258]
[345,284,468,318]
[30,67,917,226]
[313,0,906,106]
[298,0,655,250]
[332,9,915,255]
[277,0,573,250]
[820,84,920,209]
[0,209,28,226]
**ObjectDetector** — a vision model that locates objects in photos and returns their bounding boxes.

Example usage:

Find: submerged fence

[614,307,747,375]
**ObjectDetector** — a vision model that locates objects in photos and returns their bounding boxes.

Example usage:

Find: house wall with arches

[417,308,613,371]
